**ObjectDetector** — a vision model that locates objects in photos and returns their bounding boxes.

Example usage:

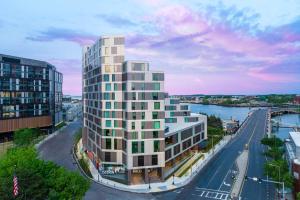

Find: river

[189,104,252,122]
[272,114,300,140]
[190,103,300,139]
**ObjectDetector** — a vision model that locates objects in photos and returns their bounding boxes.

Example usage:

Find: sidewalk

[73,112,253,193]
[76,136,231,193]
[231,150,249,198]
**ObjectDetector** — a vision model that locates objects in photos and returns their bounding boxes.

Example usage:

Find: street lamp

[268,163,281,182]
[148,170,151,189]
[172,174,175,185]
[268,163,282,198]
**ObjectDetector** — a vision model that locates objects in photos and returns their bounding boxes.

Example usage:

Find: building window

[105,120,112,127]
[114,138,118,150]
[138,156,144,166]
[153,121,160,129]
[153,131,159,138]
[141,131,145,139]
[154,140,160,152]
[106,138,111,149]
[142,112,145,120]
[152,112,158,119]
[132,141,138,154]
[152,155,158,165]
[141,102,146,110]
[154,102,160,110]
[154,83,160,90]
[131,102,136,110]
[104,111,110,118]
[105,83,111,91]
[103,74,109,82]
[105,152,111,162]
[131,122,135,130]
[131,132,138,139]
[141,121,145,129]
[114,120,118,128]
[152,92,158,100]
[105,102,111,109]
[132,112,136,120]
[141,141,144,153]
[114,83,118,91]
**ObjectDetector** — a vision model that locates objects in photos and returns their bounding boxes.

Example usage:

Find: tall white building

[82,36,207,185]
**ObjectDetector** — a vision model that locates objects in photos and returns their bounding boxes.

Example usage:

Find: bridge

[271,107,300,117]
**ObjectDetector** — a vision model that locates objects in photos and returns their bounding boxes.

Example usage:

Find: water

[189,104,252,122]
[272,114,300,140]
[189,104,300,140]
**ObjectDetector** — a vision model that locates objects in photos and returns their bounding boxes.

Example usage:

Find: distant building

[294,95,300,105]
[0,54,63,136]
[63,101,82,121]
[222,119,239,134]
[285,132,300,195]
[62,95,72,103]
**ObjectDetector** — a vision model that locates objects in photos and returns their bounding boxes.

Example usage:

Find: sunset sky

[0,0,299,95]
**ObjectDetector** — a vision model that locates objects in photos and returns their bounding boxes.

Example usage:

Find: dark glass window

[138,156,144,166]
[152,155,158,165]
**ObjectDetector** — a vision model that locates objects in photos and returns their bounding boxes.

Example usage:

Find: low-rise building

[294,95,300,105]
[285,132,300,194]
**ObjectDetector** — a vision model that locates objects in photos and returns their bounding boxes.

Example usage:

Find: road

[154,109,274,200]
[38,109,273,200]
[38,120,155,200]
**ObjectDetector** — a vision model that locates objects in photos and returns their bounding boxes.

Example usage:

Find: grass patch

[177,154,204,177]
[0,142,13,157]
[79,158,93,178]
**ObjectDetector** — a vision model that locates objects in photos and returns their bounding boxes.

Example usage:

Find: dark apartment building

[0,54,63,138]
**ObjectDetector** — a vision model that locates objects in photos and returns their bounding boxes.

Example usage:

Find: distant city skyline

[0,0,299,95]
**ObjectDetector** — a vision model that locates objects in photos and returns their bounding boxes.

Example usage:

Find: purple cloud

[26,27,97,46]
[96,14,137,27]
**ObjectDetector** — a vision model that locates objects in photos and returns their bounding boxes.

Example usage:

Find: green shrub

[0,147,90,199]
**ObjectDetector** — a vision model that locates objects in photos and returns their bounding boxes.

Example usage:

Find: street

[38,120,155,200]
[154,109,274,200]
[38,109,273,200]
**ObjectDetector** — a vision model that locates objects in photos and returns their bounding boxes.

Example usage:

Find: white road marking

[194,188,230,199]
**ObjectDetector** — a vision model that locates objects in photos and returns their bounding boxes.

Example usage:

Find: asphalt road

[38,120,155,200]
[38,110,273,200]
[154,109,273,200]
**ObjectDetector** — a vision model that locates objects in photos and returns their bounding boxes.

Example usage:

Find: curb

[72,139,230,194]
[35,125,68,149]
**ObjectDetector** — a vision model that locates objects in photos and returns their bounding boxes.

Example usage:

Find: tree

[0,147,90,199]
[264,159,294,189]
[261,137,283,148]
[297,192,300,200]
[13,128,40,147]
[207,115,223,129]
[265,147,284,160]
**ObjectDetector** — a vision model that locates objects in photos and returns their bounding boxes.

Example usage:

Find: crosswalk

[193,188,230,200]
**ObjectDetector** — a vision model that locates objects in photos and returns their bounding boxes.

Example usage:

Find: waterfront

[190,103,300,139]
[272,114,300,140]
[190,103,252,122]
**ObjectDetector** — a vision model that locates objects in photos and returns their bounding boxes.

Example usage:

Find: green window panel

[105,102,111,109]
[154,121,160,129]
[154,140,160,152]
[132,141,138,154]
[154,102,160,110]
[105,83,111,91]
[105,120,112,127]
